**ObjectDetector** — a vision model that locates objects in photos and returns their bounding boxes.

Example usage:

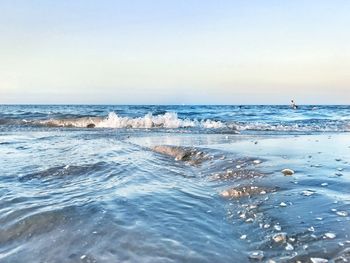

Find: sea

[0,105,349,262]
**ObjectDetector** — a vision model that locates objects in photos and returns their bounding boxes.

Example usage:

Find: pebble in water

[246,218,254,223]
[272,232,287,243]
[308,226,315,232]
[220,186,273,199]
[285,243,294,251]
[324,232,336,239]
[281,168,294,176]
[274,225,282,231]
[248,251,264,260]
[249,204,257,209]
[336,211,348,217]
[301,190,315,196]
[239,213,246,219]
[310,258,328,263]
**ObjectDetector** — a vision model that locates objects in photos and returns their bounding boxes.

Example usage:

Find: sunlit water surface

[0,105,349,262]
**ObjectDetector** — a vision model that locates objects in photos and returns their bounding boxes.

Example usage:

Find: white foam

[95,112,194,129]
[39,112,226,130]
[33,112,350,132]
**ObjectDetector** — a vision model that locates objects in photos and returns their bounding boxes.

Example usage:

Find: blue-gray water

[0,105,350,262]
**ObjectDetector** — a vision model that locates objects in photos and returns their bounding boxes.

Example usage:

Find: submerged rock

[220,186,274,199]
[210,169,265,181]
[151,145,207,164]
[281,168,294,176]
[152,145,190,160]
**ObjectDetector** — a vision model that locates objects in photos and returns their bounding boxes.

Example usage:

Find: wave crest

[38,112,226,129]
[2,111,348,133]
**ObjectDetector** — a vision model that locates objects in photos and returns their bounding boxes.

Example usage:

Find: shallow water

[0,105,350,262]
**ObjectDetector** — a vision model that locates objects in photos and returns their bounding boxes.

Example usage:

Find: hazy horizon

[1,0,349,104]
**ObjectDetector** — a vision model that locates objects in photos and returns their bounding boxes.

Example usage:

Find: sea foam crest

[40,112,225,129]
[96,112,195,128]
[97,112,225,129]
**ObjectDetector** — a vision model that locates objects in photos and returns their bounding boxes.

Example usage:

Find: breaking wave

[36,112,227,129]
[1,111,349,133]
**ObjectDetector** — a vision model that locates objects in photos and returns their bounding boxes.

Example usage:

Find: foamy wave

[10,112,349,132]
[37,112,227,129]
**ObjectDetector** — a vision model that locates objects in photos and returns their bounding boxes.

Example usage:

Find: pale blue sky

[0,0,349,104]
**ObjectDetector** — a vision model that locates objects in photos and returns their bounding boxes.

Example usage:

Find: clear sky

[0,0,349,104]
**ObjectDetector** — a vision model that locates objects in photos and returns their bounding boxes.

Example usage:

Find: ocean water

[0,105,350,262]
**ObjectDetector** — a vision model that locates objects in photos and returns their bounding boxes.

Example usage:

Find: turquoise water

[0,105,349,262]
